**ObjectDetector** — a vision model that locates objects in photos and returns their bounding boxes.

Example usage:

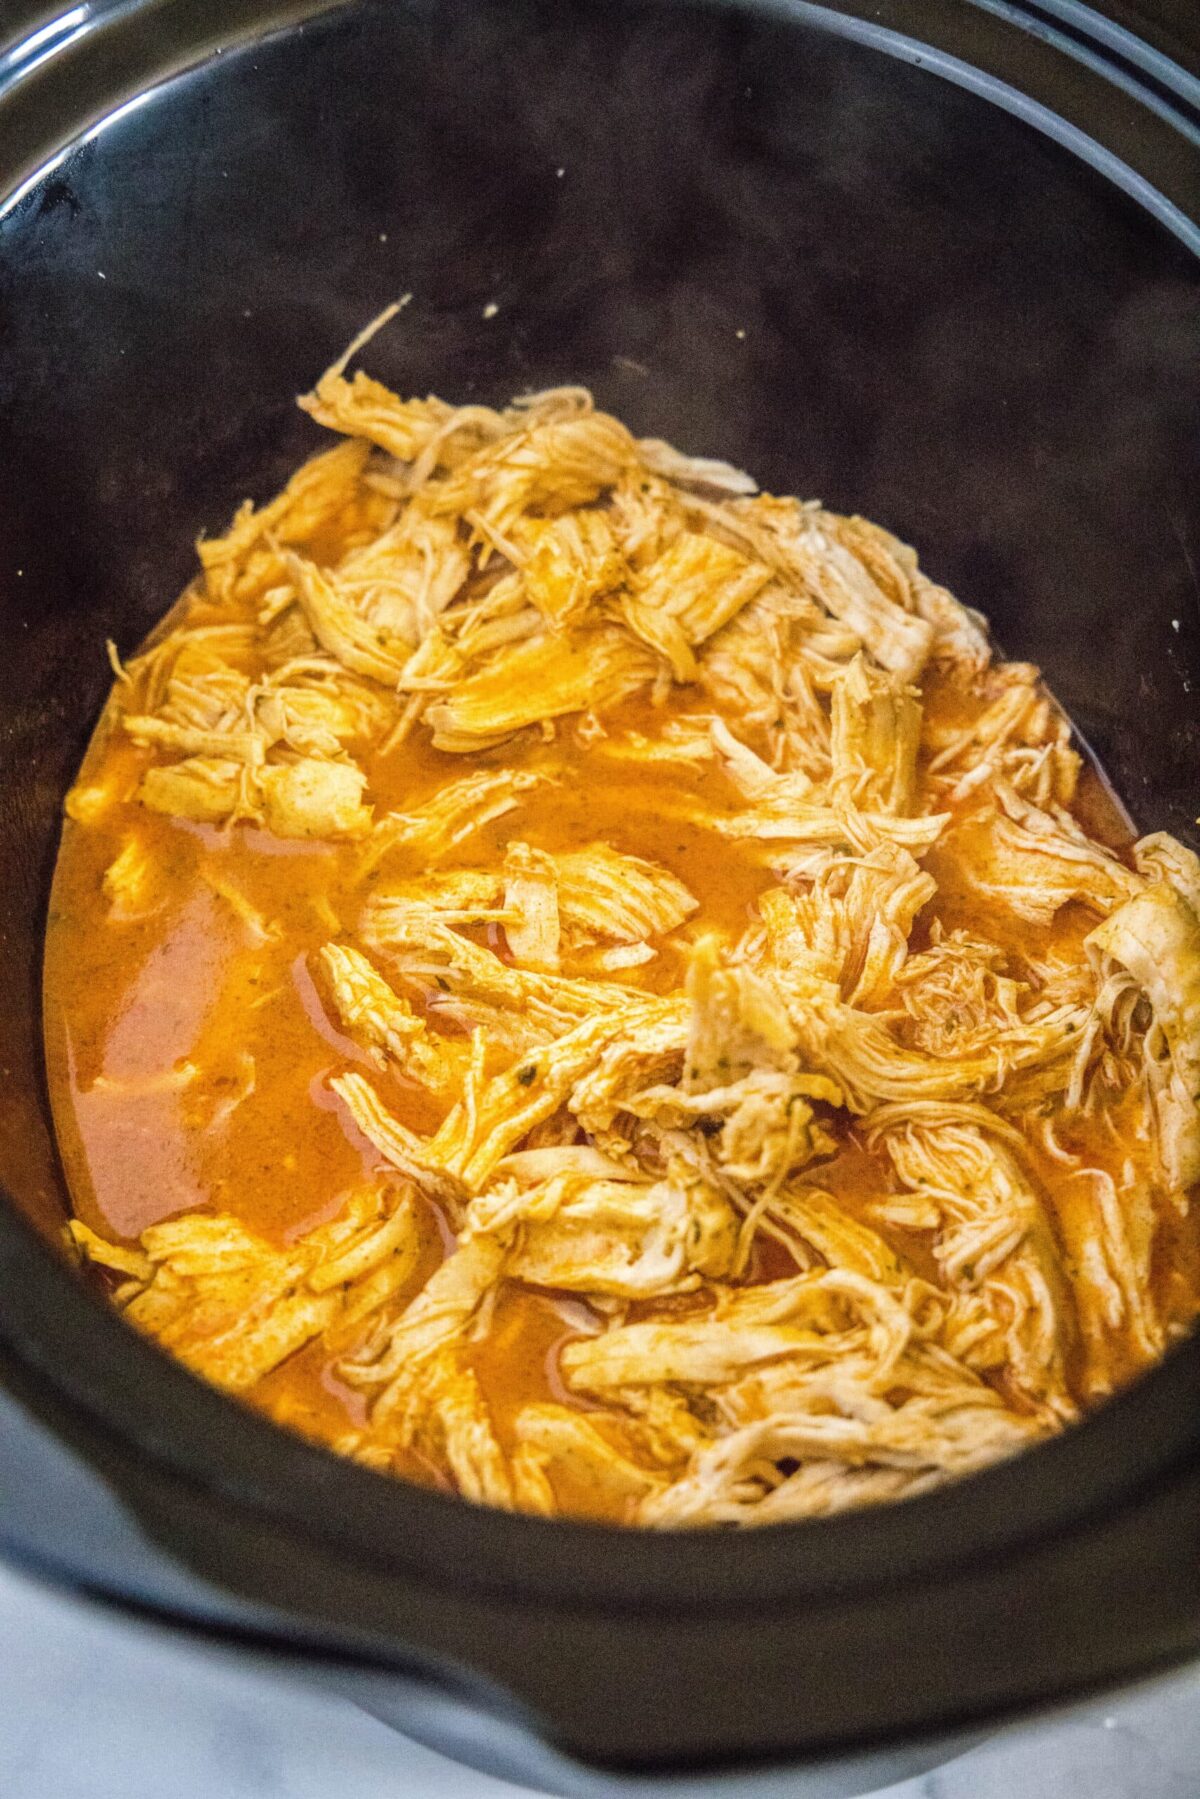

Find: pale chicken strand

[61,334,1200,1527]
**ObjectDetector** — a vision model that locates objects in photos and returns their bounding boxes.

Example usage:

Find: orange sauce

[44,646,1200,1487]
[44,678,784,1461]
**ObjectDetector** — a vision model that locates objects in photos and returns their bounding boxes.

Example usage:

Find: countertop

[3,1559,1200,1798]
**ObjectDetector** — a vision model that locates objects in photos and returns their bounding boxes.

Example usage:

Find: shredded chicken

[1086,882,1200,1189]
[57,314,1200,1528]
[71,1186,422,1391]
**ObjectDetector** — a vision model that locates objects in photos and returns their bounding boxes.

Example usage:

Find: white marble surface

[2,1558,1199,1798]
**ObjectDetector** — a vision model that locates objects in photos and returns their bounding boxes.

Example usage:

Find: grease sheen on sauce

[44,669,1200,1502]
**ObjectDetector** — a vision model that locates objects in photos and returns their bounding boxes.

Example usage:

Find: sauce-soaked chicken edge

[48,312,1200,1527]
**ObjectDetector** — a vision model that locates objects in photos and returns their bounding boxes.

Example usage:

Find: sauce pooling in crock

[46,334,1200,1525]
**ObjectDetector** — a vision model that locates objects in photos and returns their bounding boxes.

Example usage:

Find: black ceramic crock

[0,0,1198,1785]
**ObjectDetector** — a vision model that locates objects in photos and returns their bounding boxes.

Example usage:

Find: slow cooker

[0,2,1197,1792]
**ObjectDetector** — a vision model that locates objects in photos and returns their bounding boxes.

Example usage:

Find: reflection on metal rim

[772,1,1200,251]
[0,0,1199,225]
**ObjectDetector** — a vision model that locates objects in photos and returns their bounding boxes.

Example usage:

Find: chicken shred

[57,321,1200,1528]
